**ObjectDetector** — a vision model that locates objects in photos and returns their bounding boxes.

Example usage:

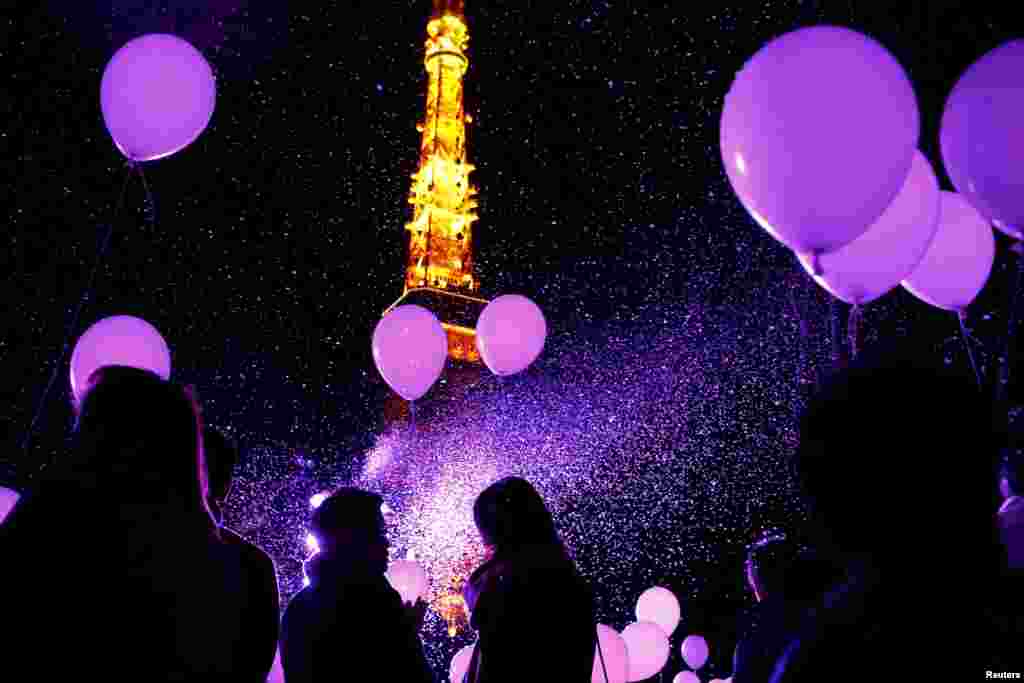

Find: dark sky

[3,1,1024,677]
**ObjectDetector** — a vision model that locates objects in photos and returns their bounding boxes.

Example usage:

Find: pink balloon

[450,643,476,683]
[721,26,919,255]
[621,622,670,682]
[680,634,709,670]
[941,40,1024,239]
[635,586,681,637]
[0,486,20,524]
[475,295,547,377]
[798,151,941,304]
[70,315,172,403]
[385,560,429,604]
[592,624,629,683]
[673,673,700,683]
[372,305,447,401]
[266,646,285,683]
[101,34,216,162]
[902,192,995,312]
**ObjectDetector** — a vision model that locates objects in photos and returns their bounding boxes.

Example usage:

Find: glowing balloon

[449,643,476,683]
[100,34,216,162]
[475,294,547,376]
[941,40,1024,239]
[266,647,285,683]
[621,622,670,682]
[635,586,681,637]
[70,315,171,403]
[0,486,19,524]
[902,192,995,312]
[680,634,709,670]
[798,151,941,304]
[721,26,919,256]
[673,673,700,683]
[372,305,447,401]
[385,559,429,604]
[592,624,629,683]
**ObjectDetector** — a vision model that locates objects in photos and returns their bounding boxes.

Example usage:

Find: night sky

[4,1,1024,680]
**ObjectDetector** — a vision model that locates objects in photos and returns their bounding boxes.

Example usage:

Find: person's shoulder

[218,527,274,564]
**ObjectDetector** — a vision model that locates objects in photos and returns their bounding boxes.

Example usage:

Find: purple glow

[721,26,919,254]
[0,486,20,524]
[372,305,448,401]
[798,151,940,304]
[100,34,216,162]
[309,492,328,509]
[70,315,172,403]
[941,40,1024,239]
[621,621,670,682]
[902,192,995,312]
[449,643,476,683]
[305,533,319,554]
[475,294,547,376]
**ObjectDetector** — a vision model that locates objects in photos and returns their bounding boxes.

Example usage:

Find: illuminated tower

[383,0,488,364]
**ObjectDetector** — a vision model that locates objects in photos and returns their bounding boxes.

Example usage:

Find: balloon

[100,34,216,162]
[266,646,285,683]
[385,559,429,604]
[635,586,681,637]
[721,26,919,255]
[680,634,709,670]
[798,151,941,304]
[449,643,476,683]
[0,486,20,524]
[70,315,172,403]
[372,305,448,401]
[592,624,629,683]
[941,40,1024,239]
[902,192,995,312]
[673,673,700,683]
[475,294,547,376]
[621,622,670,682]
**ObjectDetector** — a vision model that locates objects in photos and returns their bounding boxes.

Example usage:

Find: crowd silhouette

[1,341,1021,681]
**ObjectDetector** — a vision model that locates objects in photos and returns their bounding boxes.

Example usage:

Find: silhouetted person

[732,533,832,683]
[769,342,1018,682]
[998,452,1024,569]
[0,366,268,681]
[203,426,280,680]
[463,477,595,683]
[280,487,432,683]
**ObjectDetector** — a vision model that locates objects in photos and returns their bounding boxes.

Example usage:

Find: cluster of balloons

[721,28,1023,314]
[372,294,547,403]
[69,314,172,403]
[101,33,216,162]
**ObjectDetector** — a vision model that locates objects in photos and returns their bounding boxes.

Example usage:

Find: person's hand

[404,598,428,631]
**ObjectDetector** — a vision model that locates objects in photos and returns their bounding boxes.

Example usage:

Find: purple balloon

[372,305,447,401]
[941,40,1024,239]
[721,26,919,255]
[475,295,547,377]
[680,634,709,670]
[70,315,172,403]
[798,151,940,304]
[1,486,20,524]
[100,34,216,162]
[902,192,995,312]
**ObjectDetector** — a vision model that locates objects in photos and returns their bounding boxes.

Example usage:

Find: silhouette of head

[1001,452,1024,500]
[745,533,800,602]
[203,427,239,519]
[73,365,207,513]
[311,487,389,574]
[796,340,1001,567]
[473,476,561,553]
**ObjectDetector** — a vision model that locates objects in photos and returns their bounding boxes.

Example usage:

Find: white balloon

[449,643,476,683]
[680,634,710,670]
[592,624,630,683]
[475,294,547,376]
[635,586,682,637]
[385,559,429,604]
[673,673,700,683]
[70,315,171,403]
[0,486,20,524]
[621,621,670,682]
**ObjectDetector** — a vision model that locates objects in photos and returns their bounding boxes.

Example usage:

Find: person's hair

[1001,452,1024,497]
[71,365,211,519]
[311,487,385,548]
[203,427,239,503]
[796,340,1002,568]
[473,477,566,557]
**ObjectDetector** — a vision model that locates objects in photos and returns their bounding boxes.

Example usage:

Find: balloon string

[958,311,983,391]
[20,161,136,458]
[996,245,1024,404]
[136,163,156,227]
[847,303,862,359]
[409,400,417,436]
[595,626,610,683]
